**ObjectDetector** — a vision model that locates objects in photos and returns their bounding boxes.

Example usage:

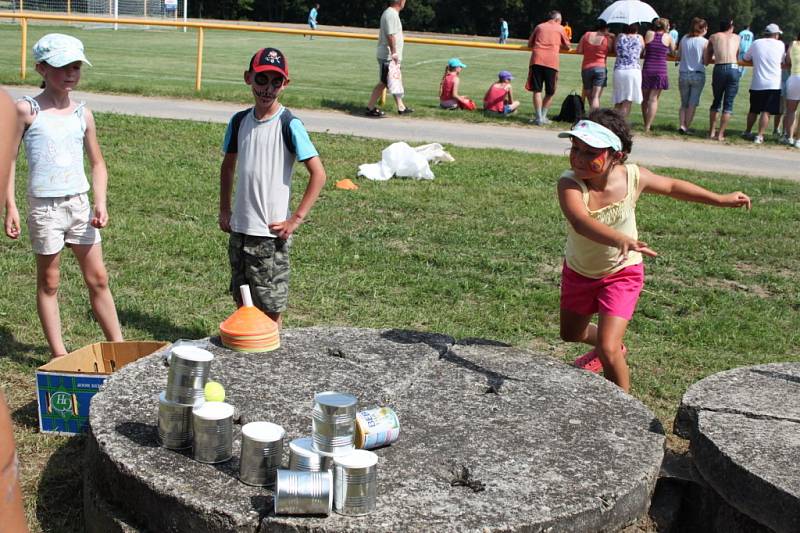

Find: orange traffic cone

[219,285,280,352]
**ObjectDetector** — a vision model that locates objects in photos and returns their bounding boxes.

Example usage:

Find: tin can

[274,469,333,516]
[157,391,194,450]
[311,391,357,457]
[165,346,213,405]
[288,437,333,472]
[192,401,234,464]
[355,407,400,449]
[239,422,285,486]
[333,450,378,516]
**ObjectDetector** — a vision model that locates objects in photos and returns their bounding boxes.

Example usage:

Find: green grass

[1,113,798,531]
[0,22,782,142]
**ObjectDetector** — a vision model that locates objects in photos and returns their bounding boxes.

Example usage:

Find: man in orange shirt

[526,10,572,125]
[564,21,573,41]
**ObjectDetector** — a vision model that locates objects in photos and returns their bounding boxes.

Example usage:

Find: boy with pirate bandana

[219,47,327,327]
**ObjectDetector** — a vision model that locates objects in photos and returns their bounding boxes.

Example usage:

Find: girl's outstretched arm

[83,108,110,228]
[558,177,657,261]
[638,166,751,209]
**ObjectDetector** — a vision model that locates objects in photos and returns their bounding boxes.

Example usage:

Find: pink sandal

[573,345,628,374]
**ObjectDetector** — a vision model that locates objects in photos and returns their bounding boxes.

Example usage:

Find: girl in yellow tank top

[556,110,751,392]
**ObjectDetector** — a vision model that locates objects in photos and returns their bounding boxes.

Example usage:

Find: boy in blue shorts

[219,47,327,327]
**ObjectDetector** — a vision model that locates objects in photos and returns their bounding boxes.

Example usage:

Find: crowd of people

[359,1,799,148]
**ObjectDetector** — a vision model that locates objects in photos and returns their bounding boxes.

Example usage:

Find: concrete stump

[675,362,800,533]
[85,327,665,532]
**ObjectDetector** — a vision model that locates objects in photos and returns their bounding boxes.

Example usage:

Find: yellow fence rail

[0,12,748,91]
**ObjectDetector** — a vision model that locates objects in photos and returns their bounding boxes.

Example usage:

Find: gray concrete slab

[4,85,798,181]
[86,327,665,532]
[675,362,800,532]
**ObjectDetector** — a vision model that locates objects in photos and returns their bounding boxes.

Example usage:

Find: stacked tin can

[273,392,399,517]
[158,346,214,450]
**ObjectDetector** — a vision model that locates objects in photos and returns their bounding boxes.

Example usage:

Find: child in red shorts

[556,109,751,392]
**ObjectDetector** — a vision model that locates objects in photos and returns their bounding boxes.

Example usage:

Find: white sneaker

[753,135,764,145]
[794,139,800,148]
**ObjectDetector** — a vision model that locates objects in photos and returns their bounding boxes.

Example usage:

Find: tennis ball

[204,381,226,402]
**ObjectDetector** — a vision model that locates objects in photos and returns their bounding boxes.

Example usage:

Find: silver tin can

[311,391,357,457]
[274,469,333,516]
[165,346,214,405]
[288,437,333,472]
[333,450,378,516]
[355,407,401,449]
[238,422,285,486]
[157,391,194,450]
[192,401,234,463]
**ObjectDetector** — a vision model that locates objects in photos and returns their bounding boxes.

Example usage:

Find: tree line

[189,0,799,43]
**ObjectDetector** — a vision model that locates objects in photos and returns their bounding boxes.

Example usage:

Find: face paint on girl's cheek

[570,149,608,175]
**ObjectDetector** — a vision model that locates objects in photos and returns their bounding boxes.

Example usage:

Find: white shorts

[27,193,101,255]
[785,75,800,101]
[613,68,643,104]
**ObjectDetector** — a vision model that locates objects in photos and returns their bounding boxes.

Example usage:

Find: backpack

[553,93,584,123]
[227,106,298,155]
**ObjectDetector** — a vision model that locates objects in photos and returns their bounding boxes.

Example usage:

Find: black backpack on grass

[553,93,584,123]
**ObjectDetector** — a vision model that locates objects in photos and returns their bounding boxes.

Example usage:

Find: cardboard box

[36,341,168,435]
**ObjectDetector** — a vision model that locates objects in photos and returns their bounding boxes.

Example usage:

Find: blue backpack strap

[279,107,297,156]
[225,107,252,153]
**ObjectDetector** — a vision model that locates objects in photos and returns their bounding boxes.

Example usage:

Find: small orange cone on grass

[335,178,359,190]
[219,285,280,352]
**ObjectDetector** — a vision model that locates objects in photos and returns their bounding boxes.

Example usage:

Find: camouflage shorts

[228,232,292,313]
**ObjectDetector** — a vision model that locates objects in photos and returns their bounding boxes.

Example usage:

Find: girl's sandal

[573,344,628,374]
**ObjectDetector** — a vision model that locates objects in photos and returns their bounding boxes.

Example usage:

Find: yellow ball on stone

[204,381,225,402]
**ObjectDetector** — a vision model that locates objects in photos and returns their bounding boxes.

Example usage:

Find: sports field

[0,21,765,138]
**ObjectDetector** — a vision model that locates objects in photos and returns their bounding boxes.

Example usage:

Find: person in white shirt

[742,24,787,144]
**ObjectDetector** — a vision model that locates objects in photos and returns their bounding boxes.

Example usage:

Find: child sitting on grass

[218,47,327,328]
[483,70,521,115]
[556,108,751,392]
[439,58,475,110]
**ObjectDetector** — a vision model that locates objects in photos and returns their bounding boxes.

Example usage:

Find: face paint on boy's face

[249,71,286,103]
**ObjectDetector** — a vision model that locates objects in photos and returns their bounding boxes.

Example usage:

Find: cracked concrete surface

[675,362,800,532]
[85,327,665,532]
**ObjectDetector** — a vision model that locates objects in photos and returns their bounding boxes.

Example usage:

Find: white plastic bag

[357,142,454,181]
[387,60,404,96]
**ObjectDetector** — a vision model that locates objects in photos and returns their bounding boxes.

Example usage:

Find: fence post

[114,0,118,30]
[143,0,147,17]
[182,0,187,33]
[195,26,204,91]
[67,0,71,16]
[20,17,27,80]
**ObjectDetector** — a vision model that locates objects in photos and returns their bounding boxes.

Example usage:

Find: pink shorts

[560,262,644,320]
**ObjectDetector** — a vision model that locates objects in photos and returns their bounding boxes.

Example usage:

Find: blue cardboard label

[37,372,107,434]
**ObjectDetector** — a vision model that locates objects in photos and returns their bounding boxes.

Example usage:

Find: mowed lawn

[0,112,798,531]
[0,21,770,140]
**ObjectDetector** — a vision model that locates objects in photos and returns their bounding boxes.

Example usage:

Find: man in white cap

[742,23,787,144]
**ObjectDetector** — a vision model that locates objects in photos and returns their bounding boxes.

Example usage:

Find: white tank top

[21,96,90,198]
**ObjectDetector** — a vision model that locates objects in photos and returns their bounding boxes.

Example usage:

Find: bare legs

[560,309,631,392]
[641,88,662,133]
[583,85,603,112]
[36,244,122,359]
[367,81,407,113]
[679,105,697,132]
[708,110,732,141]
[783,100,799,141]
[615,100,633,119]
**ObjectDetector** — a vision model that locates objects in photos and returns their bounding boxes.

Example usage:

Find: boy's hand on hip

[268,219,299,240]
[4,207,20,239]
[218,210,232,233]
[91,205,109,228]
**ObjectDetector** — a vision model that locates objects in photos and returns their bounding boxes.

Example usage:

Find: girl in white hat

[5,34,123,358]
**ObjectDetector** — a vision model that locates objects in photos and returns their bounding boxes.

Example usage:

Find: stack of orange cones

[219,285,280,352]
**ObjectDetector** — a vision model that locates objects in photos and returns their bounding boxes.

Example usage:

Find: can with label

[355,407,400,449]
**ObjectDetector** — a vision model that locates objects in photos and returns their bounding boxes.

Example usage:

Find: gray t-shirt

[222,106,318,237]
[377,7,403,62]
